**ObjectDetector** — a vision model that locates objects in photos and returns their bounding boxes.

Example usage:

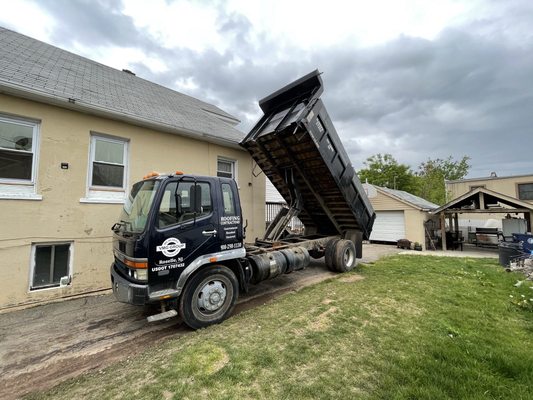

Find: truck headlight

[134,268,148,281]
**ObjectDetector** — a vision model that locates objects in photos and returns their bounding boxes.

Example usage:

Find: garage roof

[0,27,244,147]
[367,184,438,211]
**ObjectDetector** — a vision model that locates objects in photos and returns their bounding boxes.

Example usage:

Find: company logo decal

[156,237,186,257]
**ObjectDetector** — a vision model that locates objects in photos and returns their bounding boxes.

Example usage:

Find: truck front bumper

[110,263,148,306]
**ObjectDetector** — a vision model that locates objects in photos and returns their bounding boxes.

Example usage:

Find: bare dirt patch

[338,274,365,283]
[309,306,338,331]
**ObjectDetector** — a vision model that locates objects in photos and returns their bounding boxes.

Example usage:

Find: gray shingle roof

[0,27,243,145]
[377,186,439,210]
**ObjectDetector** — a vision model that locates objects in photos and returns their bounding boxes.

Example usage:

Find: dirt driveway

[0,244,399,399]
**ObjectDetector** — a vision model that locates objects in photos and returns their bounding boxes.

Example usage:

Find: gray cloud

[19,0,533,178]
[42,0,148,48]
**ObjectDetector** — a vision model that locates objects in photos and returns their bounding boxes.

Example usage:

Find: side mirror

[175,193,183,216]
[193,184,202,214]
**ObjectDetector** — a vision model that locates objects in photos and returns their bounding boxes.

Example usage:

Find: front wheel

[179,265,238,330]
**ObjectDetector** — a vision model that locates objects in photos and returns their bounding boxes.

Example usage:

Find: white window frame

[217,157,237,181]
[0,114,41,200]
[29,242,74,292]
[81,133,129,204]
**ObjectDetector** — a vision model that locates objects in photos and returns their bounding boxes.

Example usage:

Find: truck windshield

[119,180,160,233]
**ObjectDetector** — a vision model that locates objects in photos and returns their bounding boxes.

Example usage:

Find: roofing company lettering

[157,237,186,257]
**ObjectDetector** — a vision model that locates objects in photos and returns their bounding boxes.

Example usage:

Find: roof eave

[0,81,243,150]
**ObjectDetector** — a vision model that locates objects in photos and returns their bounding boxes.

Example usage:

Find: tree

[414,156,471,205]
[358,153,417,192]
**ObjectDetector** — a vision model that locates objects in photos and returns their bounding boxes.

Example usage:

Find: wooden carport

[431,187,533,250]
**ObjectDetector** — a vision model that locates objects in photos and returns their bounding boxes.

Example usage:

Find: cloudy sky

[1,0,532,177]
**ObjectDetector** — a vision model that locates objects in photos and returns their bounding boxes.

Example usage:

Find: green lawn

[28,255,533,399]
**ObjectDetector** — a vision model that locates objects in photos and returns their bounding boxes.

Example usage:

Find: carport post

[440,212,447,250]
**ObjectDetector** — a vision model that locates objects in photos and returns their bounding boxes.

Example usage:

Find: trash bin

[498,242,523,267]
[512,233,533,253]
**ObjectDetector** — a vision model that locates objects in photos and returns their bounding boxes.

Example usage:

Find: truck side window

[158,181,212,228]
[221,183,236,216]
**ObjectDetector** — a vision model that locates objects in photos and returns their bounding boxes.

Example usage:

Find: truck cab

[111,172,246,328]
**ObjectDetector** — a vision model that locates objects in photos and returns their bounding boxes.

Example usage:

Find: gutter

[0,81,244,150]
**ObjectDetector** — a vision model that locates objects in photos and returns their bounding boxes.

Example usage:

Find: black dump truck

[110,70,375,329]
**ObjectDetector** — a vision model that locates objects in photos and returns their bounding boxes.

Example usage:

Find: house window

[90,135,127,188]
[217,158,236,179]
[0,114,41,200]
[30,243,72,290]
[518,183,533,200]
[82,133,129,203]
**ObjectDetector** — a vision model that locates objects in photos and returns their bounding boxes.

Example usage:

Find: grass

[27,255,533,399]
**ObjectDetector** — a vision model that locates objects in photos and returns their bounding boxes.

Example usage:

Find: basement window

[30,243,72,290]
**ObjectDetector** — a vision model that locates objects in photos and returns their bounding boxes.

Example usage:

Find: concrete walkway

[399,246,499,259]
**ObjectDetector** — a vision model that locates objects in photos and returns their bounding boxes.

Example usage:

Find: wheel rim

[192,274,233,321]
[343,247,355,268]
[197,280,227,312]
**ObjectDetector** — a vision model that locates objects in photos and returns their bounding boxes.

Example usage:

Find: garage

[363,184,438,248]
[370,211,406,242]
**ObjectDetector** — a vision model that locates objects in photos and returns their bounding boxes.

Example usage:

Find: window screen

[91,136,126,188]
[0,117,36,181]
[217,159,235,179]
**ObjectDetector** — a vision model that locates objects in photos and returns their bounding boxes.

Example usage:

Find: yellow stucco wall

[447,175,533,203]
[367,190,407,211]
[0,94,265,309]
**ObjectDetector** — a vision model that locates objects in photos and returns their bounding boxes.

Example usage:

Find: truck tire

[179,265,238,330]
[325,238,341,272]
[333,239,357,272]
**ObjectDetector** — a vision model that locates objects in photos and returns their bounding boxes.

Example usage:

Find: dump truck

[110,70,375,329]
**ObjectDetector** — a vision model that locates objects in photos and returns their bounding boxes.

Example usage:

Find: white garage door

[370,211,406,242]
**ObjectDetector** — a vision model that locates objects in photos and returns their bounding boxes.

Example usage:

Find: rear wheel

[333,239,357,272]
[179,265,238,330]
[325,238,341,271]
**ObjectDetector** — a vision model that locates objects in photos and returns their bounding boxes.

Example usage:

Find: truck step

[147,309,178,323]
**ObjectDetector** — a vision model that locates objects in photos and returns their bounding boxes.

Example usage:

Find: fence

[265,202,304,233]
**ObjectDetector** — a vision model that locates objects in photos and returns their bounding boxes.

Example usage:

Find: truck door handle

[202,229,217,236]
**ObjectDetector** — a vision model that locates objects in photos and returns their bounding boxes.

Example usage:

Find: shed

[363,184,438,249]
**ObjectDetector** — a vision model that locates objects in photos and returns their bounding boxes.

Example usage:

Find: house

[362,184,438,249]
[445,174,533,236]
[446,173,533,204]
[0,27,265,309]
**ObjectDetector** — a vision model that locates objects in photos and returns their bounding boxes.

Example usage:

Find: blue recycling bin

[512,233,533,253]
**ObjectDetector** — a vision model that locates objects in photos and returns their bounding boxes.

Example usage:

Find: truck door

[218,179,244,252]
[148,178,220,285]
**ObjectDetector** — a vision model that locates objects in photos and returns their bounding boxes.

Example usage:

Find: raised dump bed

[241,70,375,239]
